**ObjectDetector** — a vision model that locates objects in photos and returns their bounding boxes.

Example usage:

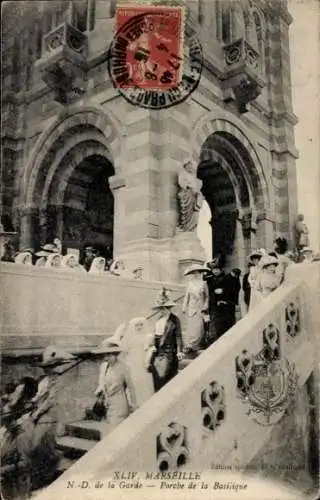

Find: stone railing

[0,262,185,342]
[34,263,319,498]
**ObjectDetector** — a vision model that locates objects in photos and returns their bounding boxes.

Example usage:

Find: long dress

[147,313,182,392]
[97,361,133,432]
[182,279,208,351]
[256,270,281,297]
[29,375,60,487]
[248,266,263,310]
[120,318,154,407]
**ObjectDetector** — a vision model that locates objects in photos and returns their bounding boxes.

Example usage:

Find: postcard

[1,1,319,500]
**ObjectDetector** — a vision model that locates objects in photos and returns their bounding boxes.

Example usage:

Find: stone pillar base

[118,232,207,284]
[117,238,179,283]
[174,231,206,281]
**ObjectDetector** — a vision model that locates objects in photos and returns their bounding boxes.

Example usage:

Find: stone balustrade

[33,263,319,499]
[0,262,185,343]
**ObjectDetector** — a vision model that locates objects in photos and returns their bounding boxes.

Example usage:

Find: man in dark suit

[203,258,226,345]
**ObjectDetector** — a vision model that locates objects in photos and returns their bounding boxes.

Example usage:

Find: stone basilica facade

[1,0,298,281]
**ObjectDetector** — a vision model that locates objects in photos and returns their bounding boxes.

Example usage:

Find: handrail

[37,278,309,485]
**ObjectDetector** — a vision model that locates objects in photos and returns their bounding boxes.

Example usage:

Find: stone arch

[192,116,272,267]
[20,107,123,208]
[19,108,121,252]
[192,116,271,214]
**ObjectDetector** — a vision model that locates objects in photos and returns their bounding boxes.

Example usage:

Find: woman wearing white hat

[89,256,106,275]
[14,249,34,266]
[60,254,86,272]
[182,264,209,356]
[248,249,266,310]
[93,340,136,431]
[255,255,281,298]
[120,317,154,407]
[300,246,314,264]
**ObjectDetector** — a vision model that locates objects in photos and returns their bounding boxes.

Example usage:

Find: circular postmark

[108,8,203,109]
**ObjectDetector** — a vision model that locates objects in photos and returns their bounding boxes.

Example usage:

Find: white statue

[177,161,203,232]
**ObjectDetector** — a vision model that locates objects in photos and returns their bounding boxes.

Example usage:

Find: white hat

[184,264,210,276]
[38,345,76,368]
[248,248,265,260]
[301,246,313,253]
[260,255,279,269]
[92,339,122,355]
[36,243,59,257]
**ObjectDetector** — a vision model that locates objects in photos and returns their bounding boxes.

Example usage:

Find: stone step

[57,456,75,473]
[56,435,97,459]
[65,420,106,441]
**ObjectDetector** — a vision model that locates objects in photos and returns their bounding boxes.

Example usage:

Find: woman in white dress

[248,249,266,310]
[120,317,154,407]
[182,264,209,355]
[89,257,106,275]
[256,255,281,297]
[14,250,33,266]
[60,254,85,272]
[44,253,61,269]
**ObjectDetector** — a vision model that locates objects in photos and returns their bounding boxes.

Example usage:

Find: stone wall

[0,262,185,341]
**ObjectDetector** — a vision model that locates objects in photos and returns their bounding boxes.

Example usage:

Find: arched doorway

[197,130,262,270]
[21,121,116,259]
[45,153,114,257]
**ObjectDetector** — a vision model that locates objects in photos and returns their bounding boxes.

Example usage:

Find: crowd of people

[1,234,319,497]
[1,238,143,280]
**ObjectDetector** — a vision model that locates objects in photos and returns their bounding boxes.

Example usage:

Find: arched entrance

[44,152,114,256]
[197,129,266,270]
[20,114,118,258]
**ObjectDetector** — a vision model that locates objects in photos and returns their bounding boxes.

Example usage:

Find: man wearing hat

[146,289,183,392]
[203,257,227,345]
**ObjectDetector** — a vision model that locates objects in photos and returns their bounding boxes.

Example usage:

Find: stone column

[109,174,126,258]
[19,206,38,249]
[119,104,205,282]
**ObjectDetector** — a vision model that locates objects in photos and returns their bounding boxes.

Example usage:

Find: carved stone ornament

[157,422,188,471]
[235,324,297,426]
[201,381,226,433]
[285,301,301,339]
[35,23,88,104]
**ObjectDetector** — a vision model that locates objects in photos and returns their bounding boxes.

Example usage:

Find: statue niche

[177,161,203,232]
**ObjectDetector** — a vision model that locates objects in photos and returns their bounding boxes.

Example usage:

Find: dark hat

[231,268,241,277]
[152,288,176,309]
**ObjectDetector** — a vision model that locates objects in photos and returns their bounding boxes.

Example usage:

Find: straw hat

[151,288,176,309]
[35,243,59,257]
[301,246,313,254]
[184,263,210,276]
[92,339,123,355]
[38,345,76,368]
[260,255,279,269]
[248,249,265,260]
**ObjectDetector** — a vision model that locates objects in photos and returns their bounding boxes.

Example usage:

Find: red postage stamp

[112,5,185,91]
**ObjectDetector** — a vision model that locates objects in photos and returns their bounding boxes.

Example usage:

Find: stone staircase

[56,354,198,473]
